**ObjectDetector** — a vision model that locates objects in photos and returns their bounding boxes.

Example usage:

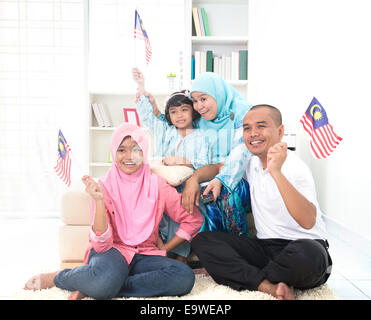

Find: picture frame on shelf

[123,108,140,126]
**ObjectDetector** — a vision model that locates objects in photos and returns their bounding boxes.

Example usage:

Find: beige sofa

[59,186,256,269]
[59,189,90,269]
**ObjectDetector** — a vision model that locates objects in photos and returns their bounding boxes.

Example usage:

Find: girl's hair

[164,90,200,125]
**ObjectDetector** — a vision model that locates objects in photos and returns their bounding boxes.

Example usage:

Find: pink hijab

[99,123,158,246]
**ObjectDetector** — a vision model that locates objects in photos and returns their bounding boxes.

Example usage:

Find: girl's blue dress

[136,95,210,170]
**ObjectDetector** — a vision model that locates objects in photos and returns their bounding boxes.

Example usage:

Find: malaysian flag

[134,9,152,65]
[54,130,71,187]
[300,97,342,159]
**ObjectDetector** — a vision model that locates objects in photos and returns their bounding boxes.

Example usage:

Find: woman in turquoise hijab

[181,72,252,236]
[149,72,252,257]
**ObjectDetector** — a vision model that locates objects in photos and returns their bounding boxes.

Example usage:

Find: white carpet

[12,274,339,300]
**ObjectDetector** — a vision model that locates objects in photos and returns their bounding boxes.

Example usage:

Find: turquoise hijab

[190,72,251,162]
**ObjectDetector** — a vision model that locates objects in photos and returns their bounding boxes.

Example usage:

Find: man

[191,104,332,300]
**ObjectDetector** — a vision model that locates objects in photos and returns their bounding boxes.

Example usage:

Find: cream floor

[0,217,370,300]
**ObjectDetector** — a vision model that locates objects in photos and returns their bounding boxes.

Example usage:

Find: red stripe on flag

[300,100,343,159]
[300,118,313,137]
[134,22,152,64]
[310,140,321,159]
[303,113,330,157]
[327,124,342,143]
[301,114,327,158]
[317,126,333,154]
[321,125,337,149]
[54,143,71,187]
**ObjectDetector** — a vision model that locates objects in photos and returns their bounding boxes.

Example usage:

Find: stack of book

[91,103,112,127]
[192,50,248,81]
[192,7,210,37]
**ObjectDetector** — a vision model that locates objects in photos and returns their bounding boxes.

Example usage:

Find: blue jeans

[54,248,195,299]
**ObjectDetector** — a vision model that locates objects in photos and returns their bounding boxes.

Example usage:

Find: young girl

[132,68,210,170]
[132,68,210,263]
[24,123,203,300]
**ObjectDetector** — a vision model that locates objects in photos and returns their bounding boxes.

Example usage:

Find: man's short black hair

[249,104,282,126]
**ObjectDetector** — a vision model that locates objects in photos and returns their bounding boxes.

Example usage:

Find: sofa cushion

[149,157,194,187]
[61,190,90,225]
[59,225,90,262]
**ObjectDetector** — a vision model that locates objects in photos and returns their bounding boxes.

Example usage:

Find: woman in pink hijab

[24,123,203,299]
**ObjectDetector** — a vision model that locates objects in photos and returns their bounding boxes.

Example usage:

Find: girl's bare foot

[24,271,59,291]
[68,291,86,300]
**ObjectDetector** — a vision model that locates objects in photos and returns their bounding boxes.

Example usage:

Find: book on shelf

[194,50,212,76]
[220,56,225,79]
[92,103,104,127]
[225,56,231,81]
[191,55,195,80]
[99,103,113,127]
[192,50,248,81]
[206,50,213,72]
[91,103,112,127]
[239,50,248,80]
[200,8,210,36]
[194,51,201,79]
[192,7,210,37]
[197,8,205,36]
[192,8,202,37]
[231,51,239,81]
[191,14,197,36]
[200,51,207,73]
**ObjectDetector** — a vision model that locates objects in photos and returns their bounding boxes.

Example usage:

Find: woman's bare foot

[24,271,59,291]
[68,290,86,300]
[193,268,210,276]
[258,279,295,300]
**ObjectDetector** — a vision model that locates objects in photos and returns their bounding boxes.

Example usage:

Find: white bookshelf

[88,0,251,177]
[88,93,165,178]
[191,36,249,45]
[184,0,249,97]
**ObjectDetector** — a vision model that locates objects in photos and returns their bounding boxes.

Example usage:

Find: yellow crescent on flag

[310,104,323,121]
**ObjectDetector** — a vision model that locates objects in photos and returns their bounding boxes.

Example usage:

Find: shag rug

[13,274,339,300]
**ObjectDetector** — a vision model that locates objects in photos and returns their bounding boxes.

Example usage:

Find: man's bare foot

[258,279,295,300]
[276,282,295,300]
[24,271,59,291]
[68,291,86,300]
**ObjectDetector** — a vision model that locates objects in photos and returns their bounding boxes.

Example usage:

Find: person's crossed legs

[191,231,330,300]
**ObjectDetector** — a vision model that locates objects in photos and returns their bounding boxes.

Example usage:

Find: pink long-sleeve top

[83,176,203,264]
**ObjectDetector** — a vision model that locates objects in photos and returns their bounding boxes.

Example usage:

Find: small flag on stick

[134,9,152,65]
[54,129,71,186]
[300,97,342,159]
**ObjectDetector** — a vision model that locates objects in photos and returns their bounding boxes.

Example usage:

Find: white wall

[89,0,185,94]
[248,0,371,241]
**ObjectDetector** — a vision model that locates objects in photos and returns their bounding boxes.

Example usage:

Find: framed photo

[123,108,140,126]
